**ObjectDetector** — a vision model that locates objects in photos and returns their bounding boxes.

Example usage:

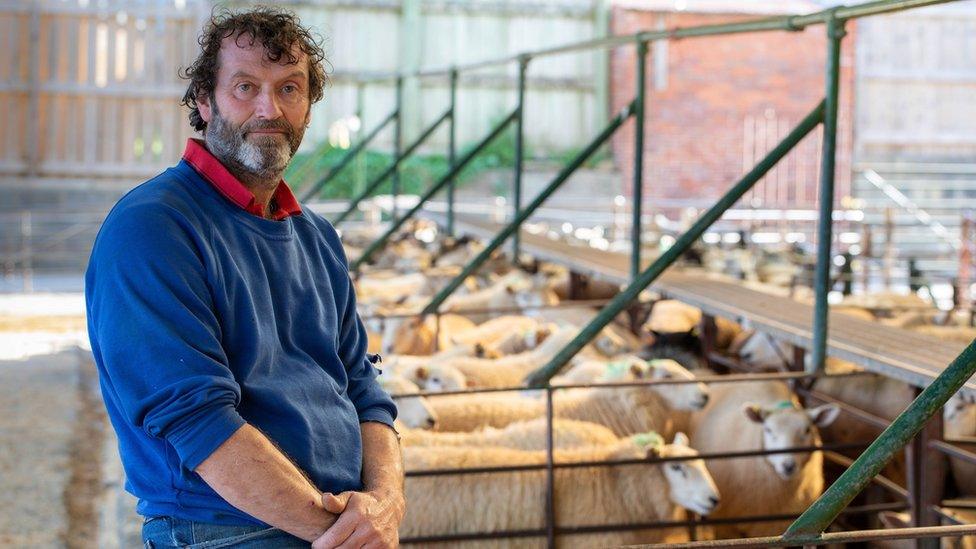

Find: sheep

[450,315,542,347]
[381,313,477,356]
[376,373,437,430]
[444,272,556,323]
[689,380,840,538]
[381,356,471,392]
[729,330,794,371]
[946,389,976,496]
[430,359,709,438]
[483,323,553,356]
[533,306,643,357]
[811,357,914,486]
[400,418,620,451]
[443,326,581,388]
[400,432,720,547]
[877,509,976,549]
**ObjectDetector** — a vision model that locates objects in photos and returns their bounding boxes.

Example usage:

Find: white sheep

[729,330,794,371]
[946,389,976,496]
[382,313,477,356]
[812,357,914,486]
[429,359,709,438]
[400,432,720,547]
[444,326,581,388]
[689,380,840,538]
[451,315,543,347]
[376,373,437,430]
[381,356,471,392]
[400,418,620,451]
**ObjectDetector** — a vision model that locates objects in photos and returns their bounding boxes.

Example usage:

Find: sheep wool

[400,418,619,451]
[401,438,686,547]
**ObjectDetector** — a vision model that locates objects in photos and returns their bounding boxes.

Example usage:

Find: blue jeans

[142,516,310,548]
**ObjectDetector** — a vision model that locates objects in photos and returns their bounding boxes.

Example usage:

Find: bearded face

[204,99,306,183]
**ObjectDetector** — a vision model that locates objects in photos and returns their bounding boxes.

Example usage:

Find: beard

[204,102,306,184]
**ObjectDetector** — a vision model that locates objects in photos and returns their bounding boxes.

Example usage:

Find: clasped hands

[312,488,405,549]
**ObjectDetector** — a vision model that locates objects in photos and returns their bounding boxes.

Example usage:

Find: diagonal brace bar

[351,108,520,271]
[299,108,398,202]
[523,99,826,388]
[783,339,976,541]
[421,99,638,316]
[334,107,454,226]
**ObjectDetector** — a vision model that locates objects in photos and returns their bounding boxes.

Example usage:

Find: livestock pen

[307,0,976,546]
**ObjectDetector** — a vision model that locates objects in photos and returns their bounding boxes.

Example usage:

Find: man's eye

[282,84,297,94]
[237,83,252,92]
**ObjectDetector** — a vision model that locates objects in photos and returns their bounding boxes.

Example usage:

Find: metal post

[906,388,945,549]
[784,339,976,541]
[447,69,458,237]
[631,39,648,282]
[512,56,529,263]
[354,83,366,198]
[808,14,846,374]
[392,76,403,221]
[545,388,556,548]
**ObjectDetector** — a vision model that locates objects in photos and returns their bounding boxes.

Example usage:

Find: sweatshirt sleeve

[86,203,245,471]
[324,225,398,428]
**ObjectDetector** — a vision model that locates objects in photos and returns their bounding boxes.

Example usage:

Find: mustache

[242,119,294,135]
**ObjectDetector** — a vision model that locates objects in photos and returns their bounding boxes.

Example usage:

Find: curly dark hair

[179,6,328,132]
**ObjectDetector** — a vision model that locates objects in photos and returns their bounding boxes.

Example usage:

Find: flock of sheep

[341,220,976,547]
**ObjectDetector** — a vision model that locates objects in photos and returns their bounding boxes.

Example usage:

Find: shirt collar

[182,138,302,221]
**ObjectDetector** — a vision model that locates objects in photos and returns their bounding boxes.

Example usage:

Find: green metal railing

[298,108,398,202]
[319,0,969,544]
[333,106,453,227]
[350,108,520,271]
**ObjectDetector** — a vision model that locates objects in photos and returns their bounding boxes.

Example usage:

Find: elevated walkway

[430,212,976,391]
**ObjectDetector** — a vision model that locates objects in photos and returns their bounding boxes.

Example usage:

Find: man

[85,7,404,548]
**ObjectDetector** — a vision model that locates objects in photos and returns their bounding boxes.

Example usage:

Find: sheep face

[594,329,631,357]
[944,389,976,430]
[744,402,840,480]
[654,433,721,516]
[642,359,709,411]
[734,331,792,371]
[412,365,467,392]
[378,375,438,430]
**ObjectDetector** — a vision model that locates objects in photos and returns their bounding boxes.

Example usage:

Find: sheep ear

[743,403,767,423]
[646,445,662,459]
[729,330,754,355]
[505,285,516,295]
[474,342,486,357]
[808,403,841,427]
[629,363,645,379]
[672,432,690,447]
[414,366,429,381]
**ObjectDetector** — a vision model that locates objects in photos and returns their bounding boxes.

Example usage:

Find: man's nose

[254,88,283,119]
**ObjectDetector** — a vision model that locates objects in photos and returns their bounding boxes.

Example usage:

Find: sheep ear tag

[773,400,796,411]
[633,432,664,450]
[606,361,629,379]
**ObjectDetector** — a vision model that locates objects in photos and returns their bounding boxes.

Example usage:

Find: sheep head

[743,400,840,480]
[647,432,721,517]
[640,358,709,411]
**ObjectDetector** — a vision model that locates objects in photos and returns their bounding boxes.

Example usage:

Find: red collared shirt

[182,138,303,221]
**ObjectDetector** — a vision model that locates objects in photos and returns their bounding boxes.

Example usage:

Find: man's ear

[197,92,214,125]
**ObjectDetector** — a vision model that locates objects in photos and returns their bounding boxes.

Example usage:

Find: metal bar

[351,108,519,270]
[400,502,909,545]
[405,442,869,477]
[389,369,874,400]
[333,107,452,226]
[299,108,398,202]
[392,77,403,221]
[783,338,976,540]
[419,100,637,315]
[512,57,529,262]
[544,388,555,548]
[447,68,458,237]
[822,451,909,499]
[351,0,960,83]
[360,297,632,322]
[632,39,648,282]
[643,523,976,549]
[907,407,945,547]
[929,440,976,465]
[809,14,846,374]
[524,100,826,387]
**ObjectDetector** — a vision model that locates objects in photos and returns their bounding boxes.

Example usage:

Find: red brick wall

[609,9,855,210]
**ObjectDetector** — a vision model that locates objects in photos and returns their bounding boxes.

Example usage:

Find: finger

[322,491,354,515]
[314,509,360,548]
[334,526,374,549]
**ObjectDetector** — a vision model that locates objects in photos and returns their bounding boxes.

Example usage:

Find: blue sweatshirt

[85,160,397,525]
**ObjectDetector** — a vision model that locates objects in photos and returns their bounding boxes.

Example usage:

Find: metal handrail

[299,107,398,202]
